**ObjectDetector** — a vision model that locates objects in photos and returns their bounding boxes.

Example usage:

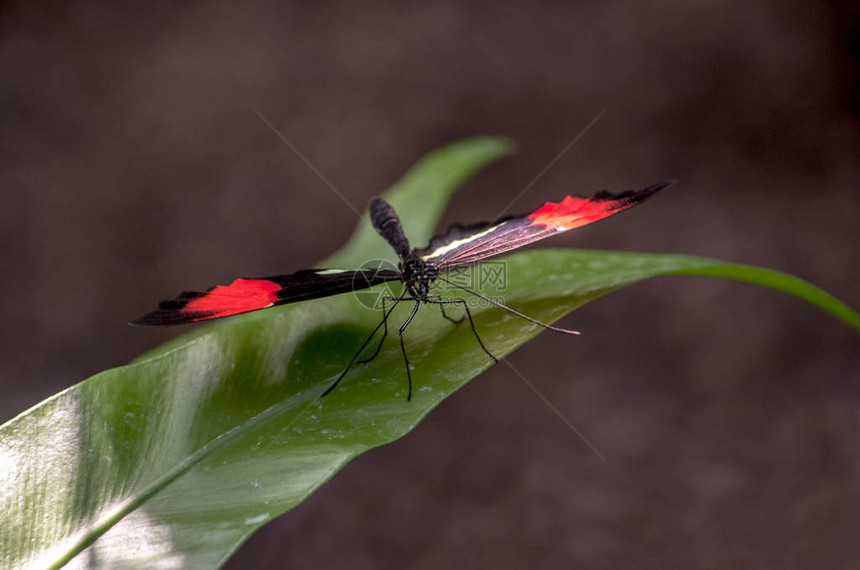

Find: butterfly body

[369,197,441,301]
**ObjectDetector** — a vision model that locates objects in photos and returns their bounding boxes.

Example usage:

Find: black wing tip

[593,179,675,205]
[638,179,676,198]
[128,289,209,326]
[129,312,163,326]
[128,311,174,326]
[130,310,211,326]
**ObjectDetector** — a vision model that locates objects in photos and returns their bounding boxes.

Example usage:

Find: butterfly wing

[415,181,672,272]
[132,268,401,325]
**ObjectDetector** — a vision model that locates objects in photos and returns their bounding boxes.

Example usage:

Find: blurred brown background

[2,1,859,568]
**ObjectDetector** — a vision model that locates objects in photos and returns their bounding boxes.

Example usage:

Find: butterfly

[133,181,671,399]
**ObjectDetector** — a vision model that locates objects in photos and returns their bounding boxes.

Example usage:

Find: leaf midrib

[50,382,328,569]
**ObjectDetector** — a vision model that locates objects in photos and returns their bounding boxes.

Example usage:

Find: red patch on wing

[528,195,629,232]
[184,278,281,318]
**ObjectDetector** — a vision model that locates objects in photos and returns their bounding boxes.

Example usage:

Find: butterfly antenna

[437,276,580,336]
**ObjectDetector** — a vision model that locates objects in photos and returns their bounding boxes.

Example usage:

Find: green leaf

[1,138,857,570]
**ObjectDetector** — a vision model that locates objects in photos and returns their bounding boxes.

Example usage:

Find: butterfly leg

[428,294,465,324]
[397,299,421,401]
[357,296,394,364]
[322,294,404,398]
[428,297,498,364]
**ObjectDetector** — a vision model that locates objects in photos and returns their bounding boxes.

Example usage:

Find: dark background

[2,2,859,568]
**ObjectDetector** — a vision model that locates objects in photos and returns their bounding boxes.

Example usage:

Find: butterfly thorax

[400,255,437,301]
